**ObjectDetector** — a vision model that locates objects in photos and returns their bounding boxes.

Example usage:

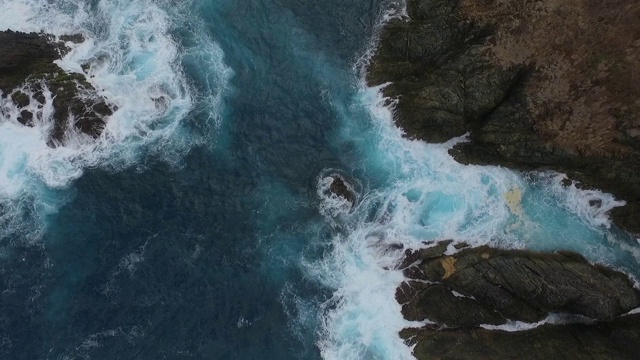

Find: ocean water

[0,0,638,359]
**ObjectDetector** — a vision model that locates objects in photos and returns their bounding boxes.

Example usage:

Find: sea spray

[312,71,640,359]
[528,171,627,231]
[312,84,524,359]
[0,0,230,240]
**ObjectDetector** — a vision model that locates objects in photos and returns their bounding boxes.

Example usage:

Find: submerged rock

[368,0,640,235]
[0,30,114,145]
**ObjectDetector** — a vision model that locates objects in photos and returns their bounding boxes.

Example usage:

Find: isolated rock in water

[0,30,114,146]
[401,313,640,360]
[327,174,356,207]
[399,242,640,325]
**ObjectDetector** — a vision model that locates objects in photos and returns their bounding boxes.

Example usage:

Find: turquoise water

[0,0,638,359]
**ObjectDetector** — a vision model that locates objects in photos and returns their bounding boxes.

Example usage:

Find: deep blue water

[1,1,639,359]
[0,0,389,358]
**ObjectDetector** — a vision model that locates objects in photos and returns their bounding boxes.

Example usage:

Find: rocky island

[367,0,640,358]
[0,30,113,146]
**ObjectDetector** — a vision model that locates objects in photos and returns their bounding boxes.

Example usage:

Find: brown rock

[368,0,640,235]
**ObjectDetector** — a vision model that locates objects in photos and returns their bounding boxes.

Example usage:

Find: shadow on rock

[395,241,640,359]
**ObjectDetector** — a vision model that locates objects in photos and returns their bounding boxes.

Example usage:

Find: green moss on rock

[0,30,113,146]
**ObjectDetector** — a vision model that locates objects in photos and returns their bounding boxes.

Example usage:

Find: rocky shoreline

[0,30,113,146]
[398,241,639,325]
[396,241,640,359]
[367,0,640,236]
[401,314,640,360]
[366,0,640,357]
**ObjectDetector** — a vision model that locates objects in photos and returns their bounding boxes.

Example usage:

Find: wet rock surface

[368,0,640,235]
[398,281,507,328]
[401,313,640,360]
[396,242,640,359]
[399,242,640,324]
[327,174,357,208]
[0,30,113,145]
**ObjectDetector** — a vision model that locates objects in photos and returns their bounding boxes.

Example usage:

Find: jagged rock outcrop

[367,0,640,235]
[0,30,114,145]
[399,242,640,325]
[323,173,357,209]
[401,314,640,360]
[329,175,356,206]
[395,241,640,359]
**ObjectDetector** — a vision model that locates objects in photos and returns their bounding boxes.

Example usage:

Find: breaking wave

[0,0,231,240]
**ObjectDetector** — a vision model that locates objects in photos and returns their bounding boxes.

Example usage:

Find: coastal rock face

[368,0,640,235]
[0,30,113,145]
[398,242,640,325]
[396,242,640,359]
[401,314,640,360]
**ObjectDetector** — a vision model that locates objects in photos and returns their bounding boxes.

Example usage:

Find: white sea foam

[312,230,418,360]
[312,84,527,359]
[529,171,626,230]
[354,0,407,80]
[316,169,360,224]
[0,0,231,240]
[480,313,596,332]
[313,1,638,352]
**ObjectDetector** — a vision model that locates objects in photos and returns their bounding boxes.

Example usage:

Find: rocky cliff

[367,0,640,357]
[368,0,640,235]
